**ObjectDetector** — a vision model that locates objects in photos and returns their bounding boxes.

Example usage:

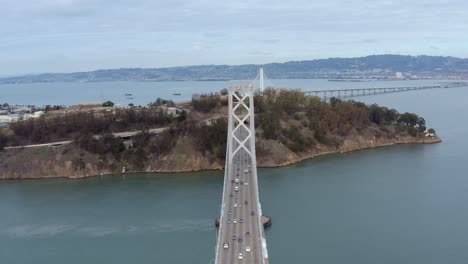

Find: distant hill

[2,55,468,84]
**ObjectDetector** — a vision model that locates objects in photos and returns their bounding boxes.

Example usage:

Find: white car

[234,186,239,192]
[234,203,238,207]
[238,253,243,260]
[246,246,251,252]
[233,219,237,224]
[223,243,229,249]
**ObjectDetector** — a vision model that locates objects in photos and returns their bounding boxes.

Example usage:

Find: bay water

[0,80,468,263]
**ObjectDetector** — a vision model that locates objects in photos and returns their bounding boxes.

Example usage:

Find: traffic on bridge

[214,85,269,264]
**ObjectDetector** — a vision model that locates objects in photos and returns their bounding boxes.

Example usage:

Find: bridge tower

[226,85,258,174]
[215,83,269,264]
[259,68,265,93]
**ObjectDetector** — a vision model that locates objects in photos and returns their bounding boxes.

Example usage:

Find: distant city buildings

[0,104,44,126]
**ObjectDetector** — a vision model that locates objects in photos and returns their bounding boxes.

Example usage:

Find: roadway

[3,127,168,150]
[215,126,267,264]
[3,114,224,150]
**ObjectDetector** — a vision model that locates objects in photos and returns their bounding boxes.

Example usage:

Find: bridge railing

[214,90,235,264]
[247,89,269,263]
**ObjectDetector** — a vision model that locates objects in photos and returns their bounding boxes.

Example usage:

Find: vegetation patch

[0,89,437,178]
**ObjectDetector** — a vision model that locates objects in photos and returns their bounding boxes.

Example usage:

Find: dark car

[250,211,255,216]
[244,200,248,205]
[238,237,243,243]
[232,235,237,240]
[246,232,250,237]
[239,218,244,223]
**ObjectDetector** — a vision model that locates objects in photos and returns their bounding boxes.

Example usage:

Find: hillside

[0,90,440,179]
[1,55,468,84]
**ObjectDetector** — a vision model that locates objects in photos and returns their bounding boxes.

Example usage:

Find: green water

[1,85,468,263]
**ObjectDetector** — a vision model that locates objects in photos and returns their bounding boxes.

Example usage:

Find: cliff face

[0,147,111,179]
[147,137,224,172]
[0,133,440,180]
[256,134,441,167]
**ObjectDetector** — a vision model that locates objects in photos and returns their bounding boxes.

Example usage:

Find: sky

[1,0,468,75]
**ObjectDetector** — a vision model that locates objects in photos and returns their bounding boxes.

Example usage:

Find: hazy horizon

[2,54,468,78]
[2,0,468,75]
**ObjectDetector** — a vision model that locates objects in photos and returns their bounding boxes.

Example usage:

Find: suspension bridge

[214,78,269,264]
[213,68,465,264]
[249,68,466,101]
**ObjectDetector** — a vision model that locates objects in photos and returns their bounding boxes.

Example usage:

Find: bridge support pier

[215,215,272,228]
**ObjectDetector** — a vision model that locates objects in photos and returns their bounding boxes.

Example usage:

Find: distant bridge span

[303,82,467,101]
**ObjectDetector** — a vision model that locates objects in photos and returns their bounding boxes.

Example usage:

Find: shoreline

[261,136,441,168]
[0,136,441,181]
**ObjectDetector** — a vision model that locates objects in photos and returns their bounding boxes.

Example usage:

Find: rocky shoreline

[0,135,441,180]
[259,135,441,168]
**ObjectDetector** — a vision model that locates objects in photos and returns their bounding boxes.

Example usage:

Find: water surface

[0,79,458,106]
[1,81,468,264]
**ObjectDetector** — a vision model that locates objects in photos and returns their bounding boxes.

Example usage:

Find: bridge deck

[302,84,463,100]
[215,88,268,264]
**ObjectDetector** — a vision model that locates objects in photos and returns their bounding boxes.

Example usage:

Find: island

[0,89,440,179]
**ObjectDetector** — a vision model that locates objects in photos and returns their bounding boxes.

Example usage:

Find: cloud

[0,0,468,75]
[362,39,378,44]
[259,39,280,44]
[248,50,274,56]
